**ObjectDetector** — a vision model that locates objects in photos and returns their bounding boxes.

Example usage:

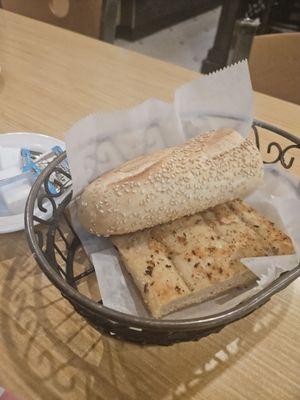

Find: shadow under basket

[25,120,300,346]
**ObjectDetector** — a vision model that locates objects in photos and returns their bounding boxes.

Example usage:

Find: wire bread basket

[25,120,300,345]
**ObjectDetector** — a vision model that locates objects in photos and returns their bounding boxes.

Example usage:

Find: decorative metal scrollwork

[252,120,300,169]
[24,120,300,345]
[264,142,300,169]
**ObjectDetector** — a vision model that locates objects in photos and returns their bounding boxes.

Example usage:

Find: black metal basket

[25,120,300,346]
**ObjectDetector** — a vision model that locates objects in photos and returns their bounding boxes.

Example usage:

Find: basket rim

[24,120,300,332]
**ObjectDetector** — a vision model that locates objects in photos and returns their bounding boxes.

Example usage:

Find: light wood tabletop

[0,9,299,400]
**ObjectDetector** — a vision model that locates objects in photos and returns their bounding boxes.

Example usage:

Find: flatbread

[112,200,294,318]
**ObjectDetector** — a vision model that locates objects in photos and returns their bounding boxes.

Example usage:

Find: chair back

[249,33,300,104]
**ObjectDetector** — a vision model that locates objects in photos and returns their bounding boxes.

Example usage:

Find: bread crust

[78,129,263,236]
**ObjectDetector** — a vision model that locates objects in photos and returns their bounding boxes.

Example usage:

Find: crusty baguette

[78,129,263,236]
[112,200,294,318]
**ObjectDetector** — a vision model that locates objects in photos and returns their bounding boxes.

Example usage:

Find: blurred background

[2,0,299,103]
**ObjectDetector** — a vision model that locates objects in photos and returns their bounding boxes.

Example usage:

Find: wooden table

[0,10,299,400]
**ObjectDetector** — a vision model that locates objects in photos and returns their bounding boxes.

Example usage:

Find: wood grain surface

[0,10,299,400]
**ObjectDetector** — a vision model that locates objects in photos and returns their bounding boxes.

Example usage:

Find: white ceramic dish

[0,132,65,233]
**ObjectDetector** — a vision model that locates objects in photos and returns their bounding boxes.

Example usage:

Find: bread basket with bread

[25,120,300,345]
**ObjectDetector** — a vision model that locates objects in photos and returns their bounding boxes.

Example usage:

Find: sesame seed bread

[112,200,294,318]
[78,129,264,236]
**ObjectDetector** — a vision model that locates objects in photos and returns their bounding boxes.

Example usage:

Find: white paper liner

[241,166,300,288]
[174,61,253,138]
[66,99,185,197]
[65,62,299,319]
